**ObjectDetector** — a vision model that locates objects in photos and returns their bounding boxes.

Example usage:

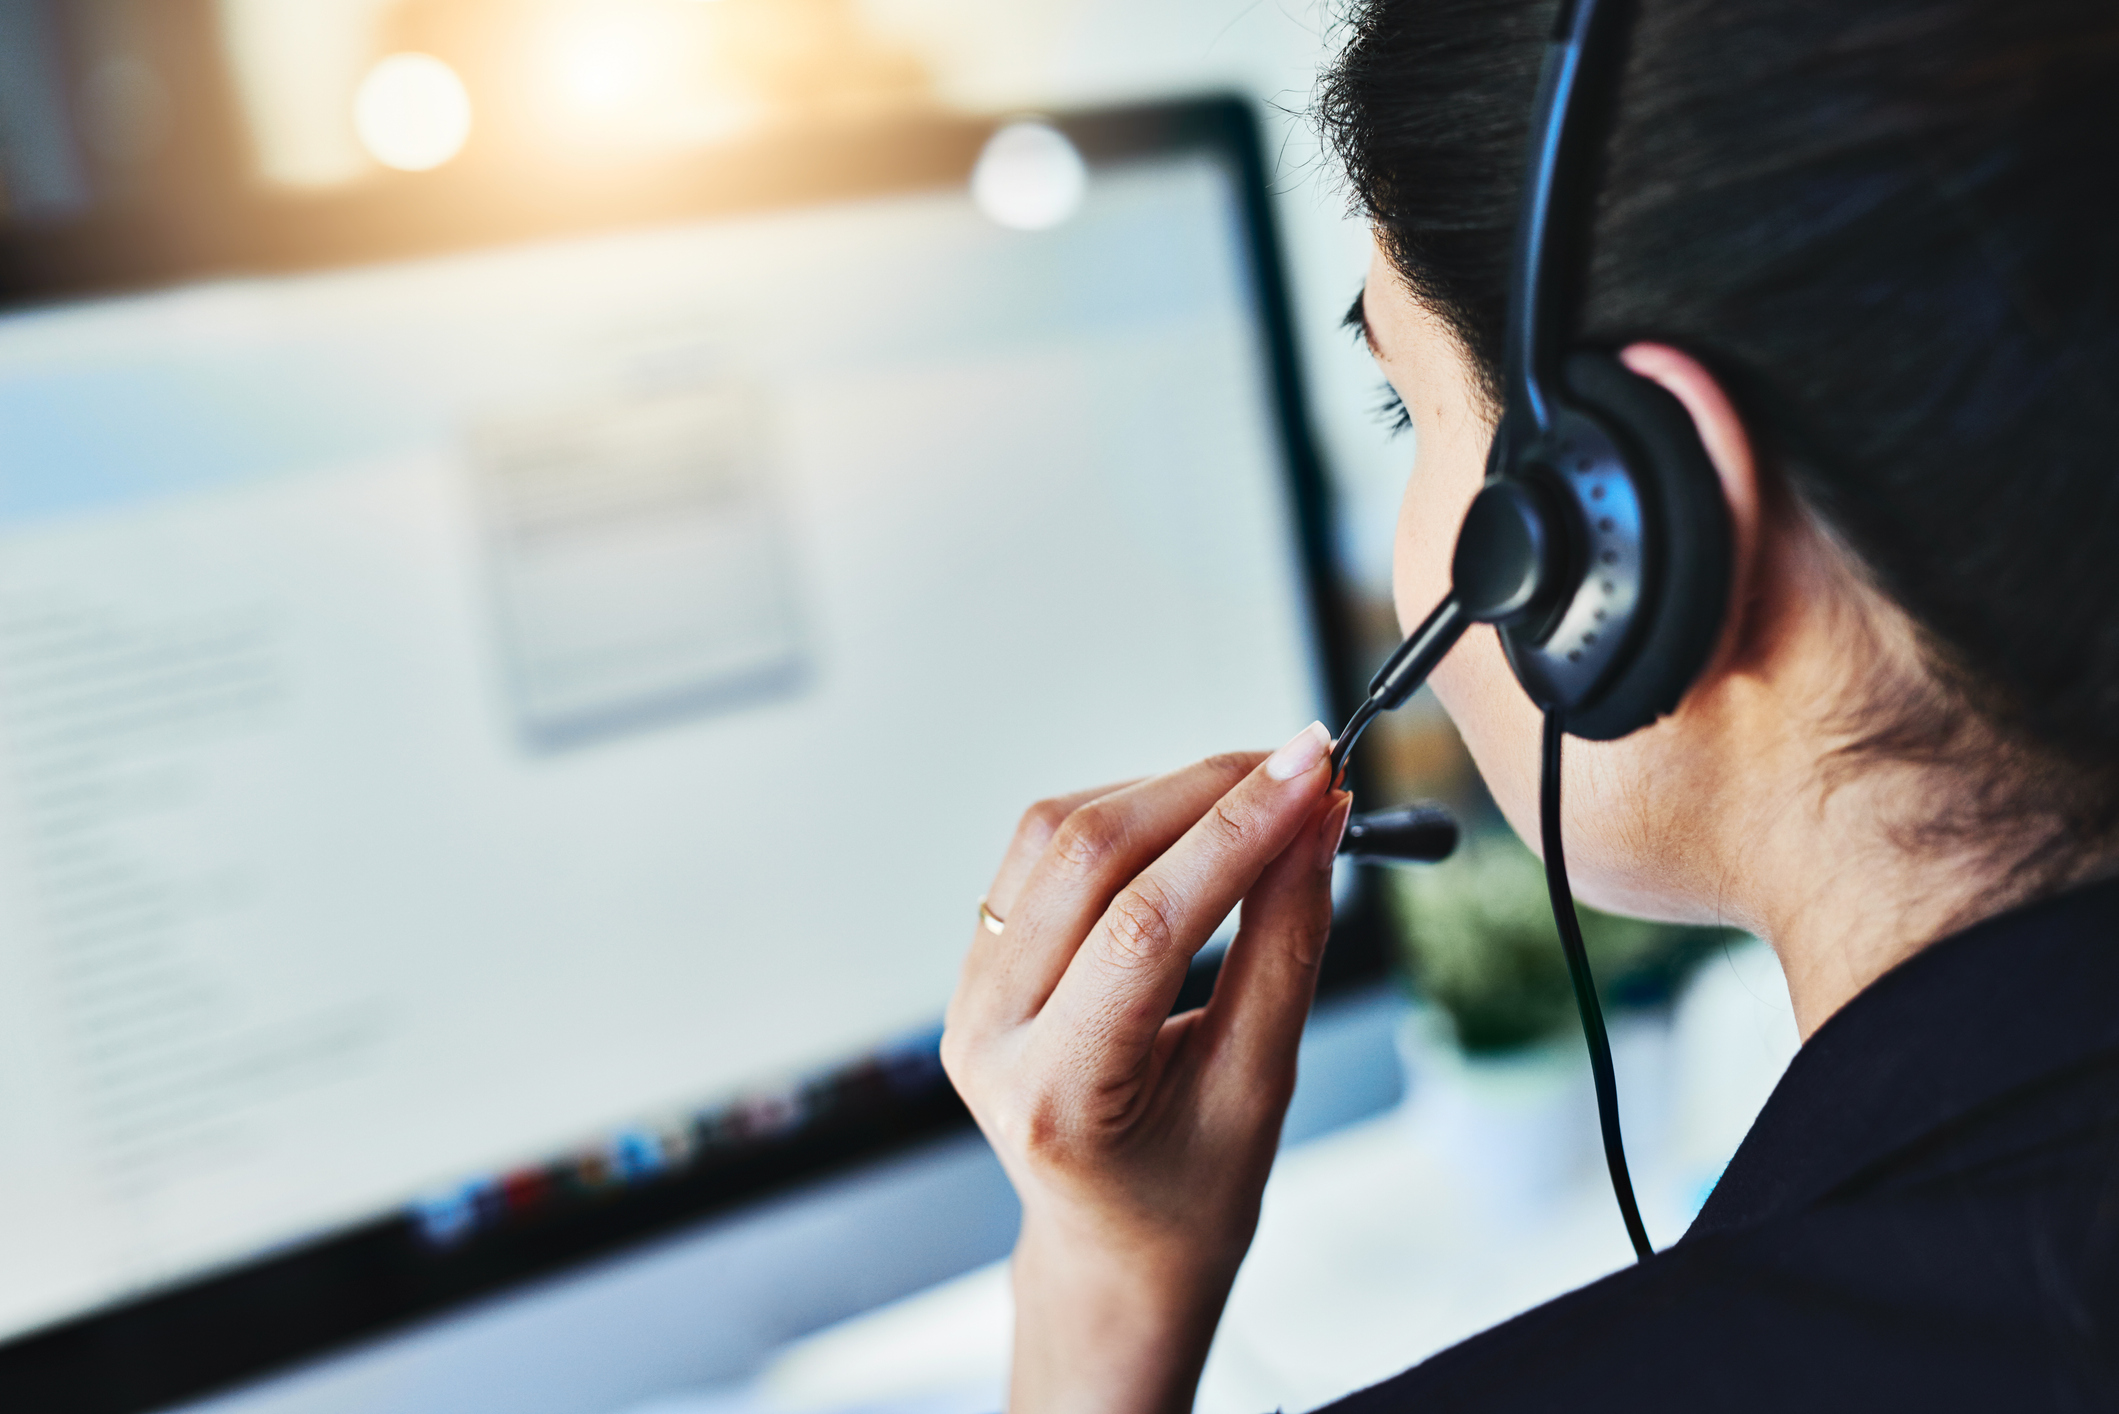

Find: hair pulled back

[1322,0,2119,885]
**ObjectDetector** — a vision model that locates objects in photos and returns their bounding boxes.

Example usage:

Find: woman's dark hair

[1322,0,2119,889]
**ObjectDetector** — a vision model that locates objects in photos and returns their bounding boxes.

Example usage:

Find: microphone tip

[1337,803,1460,865]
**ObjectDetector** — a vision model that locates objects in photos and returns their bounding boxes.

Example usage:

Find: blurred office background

[0,5,1799,1414]
[0,0,1441,776]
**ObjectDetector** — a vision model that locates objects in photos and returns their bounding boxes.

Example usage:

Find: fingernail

[1265,721,1331,781]
[1317,792,1353,872]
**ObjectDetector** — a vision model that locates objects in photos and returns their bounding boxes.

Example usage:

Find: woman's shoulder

[1318,877,2119,1413]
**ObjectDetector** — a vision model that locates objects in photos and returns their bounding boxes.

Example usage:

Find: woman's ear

[1619,342,1765,679]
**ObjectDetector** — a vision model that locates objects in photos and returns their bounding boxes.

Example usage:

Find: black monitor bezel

[0,96,1392,1414]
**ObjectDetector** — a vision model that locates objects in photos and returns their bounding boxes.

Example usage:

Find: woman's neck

[1701,532,2038,1039]
[1748,800,1991,1039]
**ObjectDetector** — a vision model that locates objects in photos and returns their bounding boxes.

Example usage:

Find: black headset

[1330,0,1734,1261]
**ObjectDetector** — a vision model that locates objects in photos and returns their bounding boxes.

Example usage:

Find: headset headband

[1507,0,1632,437]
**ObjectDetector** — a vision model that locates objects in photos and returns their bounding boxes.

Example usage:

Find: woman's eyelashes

[1342,292,1410,436]
[1373,380,1413,437]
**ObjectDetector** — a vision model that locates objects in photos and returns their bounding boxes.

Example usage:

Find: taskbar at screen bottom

[0,915,1390,1414]
[0,1026,966,1414]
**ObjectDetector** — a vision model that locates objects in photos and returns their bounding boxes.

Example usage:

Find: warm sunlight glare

[550,3,685,119]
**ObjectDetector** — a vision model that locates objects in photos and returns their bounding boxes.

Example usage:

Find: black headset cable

[1541,707,1655,1262]
[1331,595,1653,1258]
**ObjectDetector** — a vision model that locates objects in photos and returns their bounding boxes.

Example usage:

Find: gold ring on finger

[978,898,1007,936]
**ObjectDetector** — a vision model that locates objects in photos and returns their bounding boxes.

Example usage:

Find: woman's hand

[942,723,1351,1414]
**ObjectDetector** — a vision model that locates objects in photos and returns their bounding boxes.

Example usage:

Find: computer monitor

[0,99,1383,1412]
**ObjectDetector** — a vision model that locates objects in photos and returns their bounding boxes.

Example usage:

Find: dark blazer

[1322,877,2119,1411]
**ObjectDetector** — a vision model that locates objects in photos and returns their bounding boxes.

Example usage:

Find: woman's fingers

[1035,724,1335,1083]
[951,778,1135,1033]
[964,753,1265,1029]
[1196,788,1349,1105]
[984,779,1140,921]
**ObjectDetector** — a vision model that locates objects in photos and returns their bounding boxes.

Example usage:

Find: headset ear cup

[1559,351,1734,740]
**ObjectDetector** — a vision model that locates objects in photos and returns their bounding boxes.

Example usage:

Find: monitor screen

[0,108,1342,1371]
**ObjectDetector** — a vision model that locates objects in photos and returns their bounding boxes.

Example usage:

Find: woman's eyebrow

[1343,287,1382,357]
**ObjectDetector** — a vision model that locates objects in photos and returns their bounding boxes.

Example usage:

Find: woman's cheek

[1391,473,1455,634]
[1428,629,1543,844]
[1430,648,1698,925]
[1392,418,1542,846]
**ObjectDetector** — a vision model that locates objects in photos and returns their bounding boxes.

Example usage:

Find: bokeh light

[971,121,1088,232]
[353,51,473,173]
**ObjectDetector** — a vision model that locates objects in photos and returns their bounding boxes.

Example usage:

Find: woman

[941,0,2119,1408]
